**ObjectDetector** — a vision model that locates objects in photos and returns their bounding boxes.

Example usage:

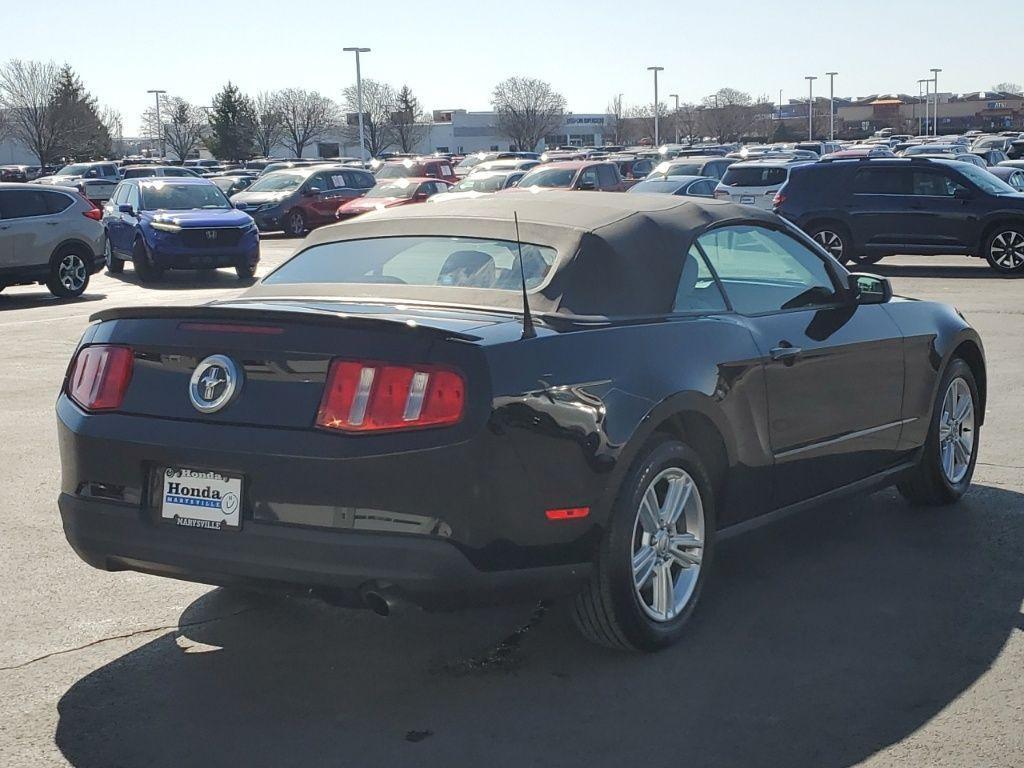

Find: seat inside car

[437,250,496,287]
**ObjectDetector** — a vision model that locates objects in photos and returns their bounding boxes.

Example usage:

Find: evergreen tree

[391,85,425,153]
[50,64,110,159]
[207,82,256,161]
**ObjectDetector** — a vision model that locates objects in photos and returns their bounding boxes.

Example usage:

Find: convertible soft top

[246,191,778,317]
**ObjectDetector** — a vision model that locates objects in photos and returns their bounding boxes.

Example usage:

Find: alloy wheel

[938,376,975,484]
[631,467,705,622]
[58,253,87,292]
[813,230,844,261]
[288,212,304,236]
[989,230,1024,270]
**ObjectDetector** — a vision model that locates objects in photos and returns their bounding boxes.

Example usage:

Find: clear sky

[9,0,1023,134]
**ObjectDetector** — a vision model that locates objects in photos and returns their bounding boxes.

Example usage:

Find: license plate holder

[740,195,755,204]
[159,467,242,531]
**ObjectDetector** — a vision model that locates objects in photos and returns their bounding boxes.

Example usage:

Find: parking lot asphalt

[0,240,1021,768]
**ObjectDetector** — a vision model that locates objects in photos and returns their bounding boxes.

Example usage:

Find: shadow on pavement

[872,261,1012,280]
[55,484,1024,768]
[107,268,257,291]
[0,292,106,311]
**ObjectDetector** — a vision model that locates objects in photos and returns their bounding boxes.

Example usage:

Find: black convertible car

[57,193,985,651]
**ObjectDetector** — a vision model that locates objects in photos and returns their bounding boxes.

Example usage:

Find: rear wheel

[104,236,124,274]
[571,436,714,651]
[285,209,306,237]
[983,227,1024,274]
[132,239,164,283]
[898,358,980,506]
[46,249,90,298]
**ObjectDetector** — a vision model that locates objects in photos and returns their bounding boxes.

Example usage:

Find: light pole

[805,76,817,140]
[917,79,928,136]
[147,89,166,158]
[669,93,679,143]
[648,66,664,146]
[930,67,942,137]
[826,72,838,141]
[923,78,932,135]
[343,47,371,160]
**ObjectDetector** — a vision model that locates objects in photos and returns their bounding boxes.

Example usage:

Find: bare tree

[676,102,701,145]
[252,91,285,158]
[389,84,425,153]
[607,94,624,145]
[0,59,61,165]
[276,88,339,158]
[491,77,566,152]
[994,82,1023,96]
[341,79,396,157]
[99,105,123,155]
[161,97,206,161]
[625,103,668,145]
[700,88,755,142]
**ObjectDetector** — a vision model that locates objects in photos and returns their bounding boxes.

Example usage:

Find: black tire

[235,259,257,279]
[104,235,124,274]
[898,357,980,506]
[45,248,90,298]
[571,435,716,651]
[982,226,1024,274]
[808,223,881,266]
[132,239,164,283]
[284,209,306,238]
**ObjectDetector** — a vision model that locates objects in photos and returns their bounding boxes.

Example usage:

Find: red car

[375,158,458,185]
[336,177,452,219]
[512,161,625,192]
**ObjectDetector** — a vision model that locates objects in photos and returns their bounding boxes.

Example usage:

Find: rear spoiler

[89,303,481,342]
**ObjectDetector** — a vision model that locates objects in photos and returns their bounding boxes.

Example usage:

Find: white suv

[714,159,813,210]
[0,184,105,297]
[32,161,121,203]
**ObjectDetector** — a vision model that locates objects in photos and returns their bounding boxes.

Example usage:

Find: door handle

[770,343,803,362]
[45,221,59,226]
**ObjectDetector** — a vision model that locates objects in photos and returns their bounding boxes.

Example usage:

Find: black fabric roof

[246,191,777,318]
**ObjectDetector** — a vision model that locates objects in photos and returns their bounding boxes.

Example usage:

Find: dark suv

[775,157,1024,274]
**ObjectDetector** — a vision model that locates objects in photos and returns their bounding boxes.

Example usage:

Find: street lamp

[826,72,838,141]
[917,79,929,136]
[805,76,817,140]
[147,89,166,158]
[931,67,943,137]
[647,66,664,146]
[669,93,679,143]
[343,47,371,160]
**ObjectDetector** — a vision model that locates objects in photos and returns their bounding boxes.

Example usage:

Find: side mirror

[848,273,892,305]
[413,192,428,201]
[234,201,247,210]
[953,187,973,201]
[577,180,597,191]
[302,187,321,197]
[118,204,134,216]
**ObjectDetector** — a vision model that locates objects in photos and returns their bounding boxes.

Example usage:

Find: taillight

[67,345,134,411]
[772,191,786,207]
[82,199,102,220]
[714,189,730,200]
[316,360,465,433]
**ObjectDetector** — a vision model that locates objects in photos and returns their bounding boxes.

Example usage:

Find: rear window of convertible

[264,236,558,291]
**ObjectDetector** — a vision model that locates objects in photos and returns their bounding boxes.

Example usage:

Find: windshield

[140,182,231,210]
[452,175,507,193]
[721,166,788,187]
[517,168,576,188]
[655,162,700,177]
[56,164,94,176]
[265,236,557,292]
[376,164,421,179]
[905,145,955,156]
[456,155,485,170]
[955,164,1017,195]
[365,181,419,199]
[247,173,304,192]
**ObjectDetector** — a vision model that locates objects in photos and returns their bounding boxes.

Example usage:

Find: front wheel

[571,436,714,651]
[235,260,257,279]
[132,239,164,283]
[104,236,124,274]
[898,358,980,506]
[46,250,90,298]
[284,209,306,238]
[983,227,1024,274]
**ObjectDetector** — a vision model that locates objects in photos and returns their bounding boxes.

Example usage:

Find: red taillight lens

[316,360,465,433]
[67,345,134,411]
[714,189,730,200]
[772,191,786,207]
[81,199,102,220]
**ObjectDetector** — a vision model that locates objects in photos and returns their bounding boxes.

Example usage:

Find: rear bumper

[59,493,590,610]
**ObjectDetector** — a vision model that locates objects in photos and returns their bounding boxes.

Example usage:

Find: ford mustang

[57,192,985,651]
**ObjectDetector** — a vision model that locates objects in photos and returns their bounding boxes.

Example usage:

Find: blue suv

[103,177,260,282]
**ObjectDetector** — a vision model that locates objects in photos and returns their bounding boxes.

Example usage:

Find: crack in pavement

[978,461,1024,471]
[0,607,255,672]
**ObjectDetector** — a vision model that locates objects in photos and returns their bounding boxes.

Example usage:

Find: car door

[302,171,340,224]
[118,185,141,254]
[696,223,905,507]
[104,184,126,253]
[0,189,58,269]
[847,165,915,251]
[904,168,979,250]
[0,191,15,268]
[684,179,717,197]
[576,166,600,190]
